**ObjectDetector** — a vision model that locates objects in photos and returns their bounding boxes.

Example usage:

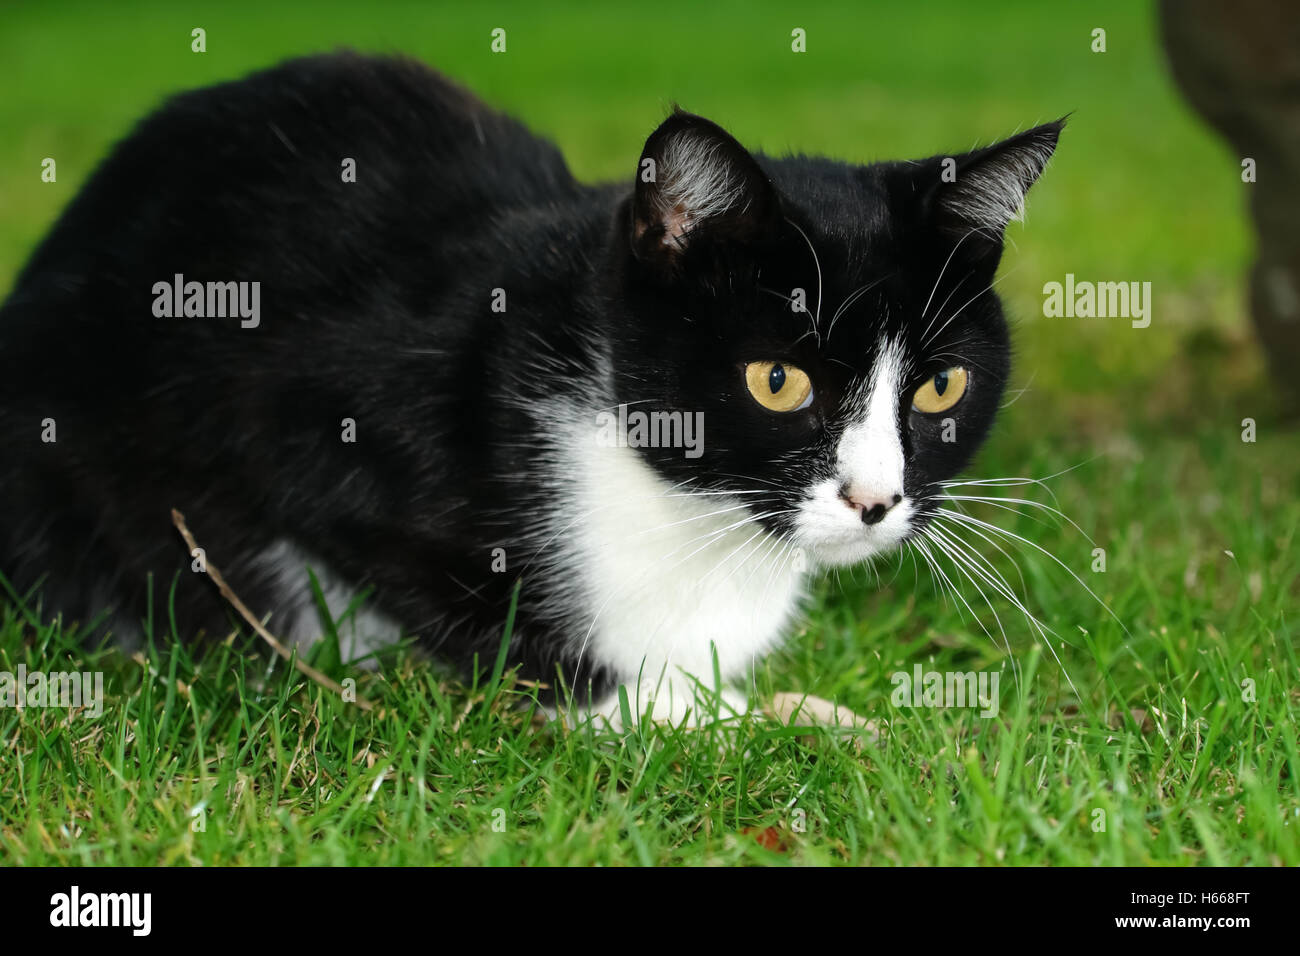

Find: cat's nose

[839,481,903,526]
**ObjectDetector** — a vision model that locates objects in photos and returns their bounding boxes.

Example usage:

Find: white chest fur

[559,437,808,718]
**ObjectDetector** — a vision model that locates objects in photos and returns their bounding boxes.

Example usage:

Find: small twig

[171,509,375,712]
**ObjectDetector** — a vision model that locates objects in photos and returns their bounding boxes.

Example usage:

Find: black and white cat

[0,53,1060,724]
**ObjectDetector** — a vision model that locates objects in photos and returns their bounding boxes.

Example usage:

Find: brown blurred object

[1160,0,1300,412]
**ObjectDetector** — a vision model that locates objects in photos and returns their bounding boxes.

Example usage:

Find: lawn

[0,0,1296,865]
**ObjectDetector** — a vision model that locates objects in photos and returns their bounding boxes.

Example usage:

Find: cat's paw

[764,691,882,750]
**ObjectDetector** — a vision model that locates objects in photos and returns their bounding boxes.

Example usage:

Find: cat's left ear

[924,119,1065,247]
[630,109,780,272]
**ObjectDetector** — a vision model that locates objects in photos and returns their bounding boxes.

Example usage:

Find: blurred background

[1,0,1294,652]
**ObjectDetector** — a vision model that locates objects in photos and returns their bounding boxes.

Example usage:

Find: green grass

[1,0,1297,865]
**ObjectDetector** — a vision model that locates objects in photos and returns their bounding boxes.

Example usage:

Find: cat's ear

[630,109,779,270]
[924,119,1064,246]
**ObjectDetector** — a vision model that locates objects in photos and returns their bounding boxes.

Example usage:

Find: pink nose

[838,481,903,526]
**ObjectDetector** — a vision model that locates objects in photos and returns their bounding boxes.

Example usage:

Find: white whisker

[785,217,823,341]
[937,508,1130,638]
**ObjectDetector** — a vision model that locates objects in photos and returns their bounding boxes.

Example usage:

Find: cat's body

[0,53,1060,722]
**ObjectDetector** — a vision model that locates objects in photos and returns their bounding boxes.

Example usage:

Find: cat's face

[609,111,1060,568]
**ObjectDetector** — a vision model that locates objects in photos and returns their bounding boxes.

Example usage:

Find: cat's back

[5,51,580,307]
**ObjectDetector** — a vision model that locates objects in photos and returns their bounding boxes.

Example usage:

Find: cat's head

[608,109,1061,568]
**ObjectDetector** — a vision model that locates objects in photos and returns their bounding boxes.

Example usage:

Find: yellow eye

[912,367,969,414]
[745,361,813,413]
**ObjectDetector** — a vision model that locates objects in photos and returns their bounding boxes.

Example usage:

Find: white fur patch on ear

[944,136,1057,233]
[653,132,747,245]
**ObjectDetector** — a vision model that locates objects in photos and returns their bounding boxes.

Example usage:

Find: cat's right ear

[922,119,1064,251]
[630,110,779,274]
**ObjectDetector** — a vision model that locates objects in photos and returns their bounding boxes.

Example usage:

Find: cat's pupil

[934,371,949,396]
[769,364,786,394]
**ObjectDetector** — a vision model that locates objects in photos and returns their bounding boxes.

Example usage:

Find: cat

[0,52,1061,725]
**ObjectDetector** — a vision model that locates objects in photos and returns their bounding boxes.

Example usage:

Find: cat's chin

[802,532,910,569]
